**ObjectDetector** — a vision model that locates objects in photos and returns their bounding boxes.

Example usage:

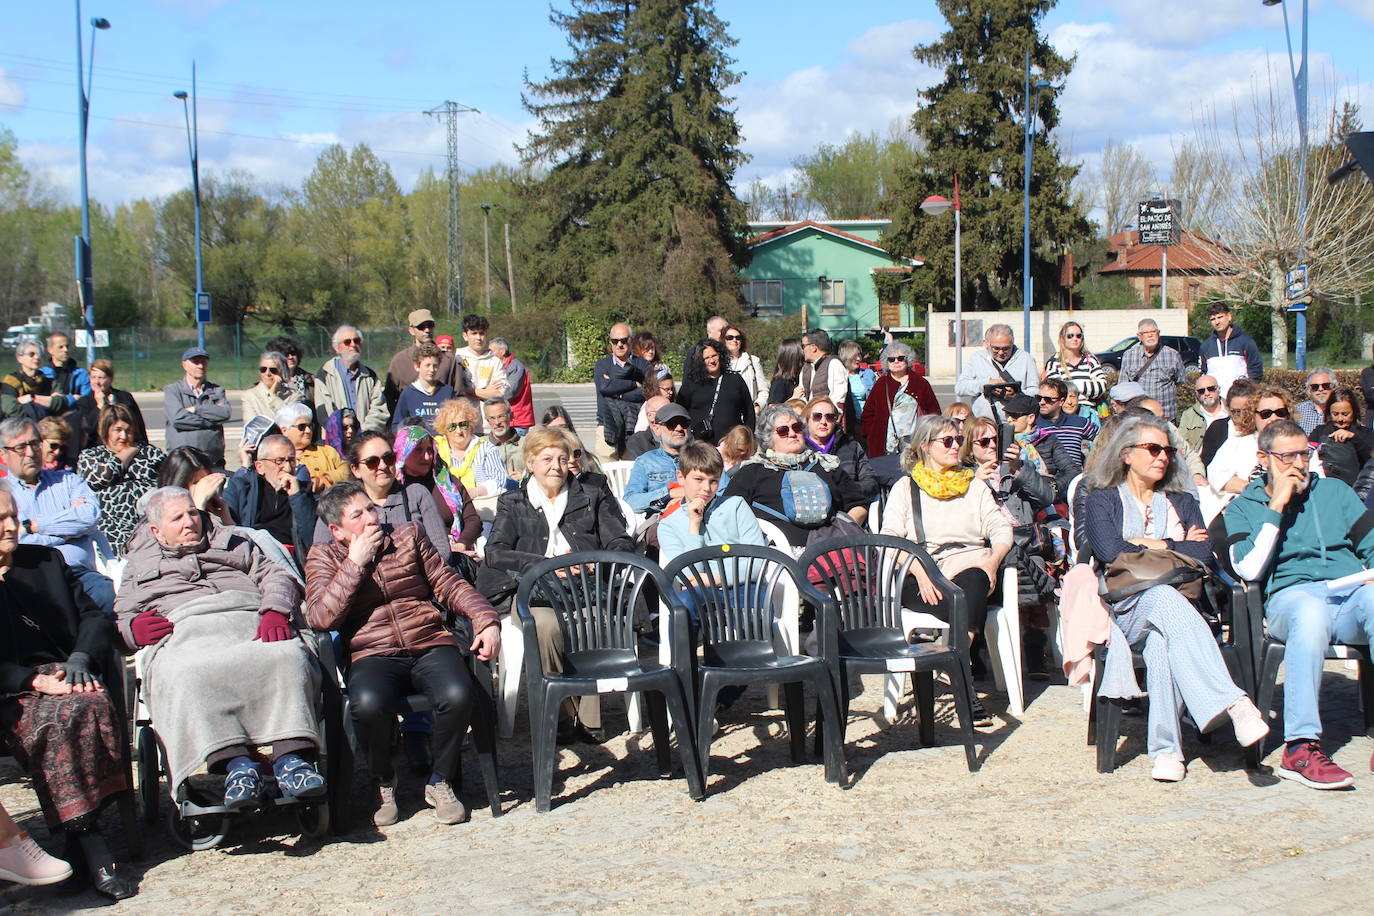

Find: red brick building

[1098,230,1236,308]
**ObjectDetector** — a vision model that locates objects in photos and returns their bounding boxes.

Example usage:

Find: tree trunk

[1268,258,1288,371]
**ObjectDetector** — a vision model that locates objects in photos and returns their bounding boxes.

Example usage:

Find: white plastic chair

[754,517,800,559]
[866,496,882,534]
[602,460,635,499]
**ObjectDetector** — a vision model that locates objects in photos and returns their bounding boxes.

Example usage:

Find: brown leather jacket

[304,522,498,663]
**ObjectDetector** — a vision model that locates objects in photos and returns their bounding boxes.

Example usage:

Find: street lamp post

[921,178,963,377]
[1262,0,1309,370]
[173,62,206,351]
[1022,51,1053,352]
[480,203,493,312]
[74,2,110,366]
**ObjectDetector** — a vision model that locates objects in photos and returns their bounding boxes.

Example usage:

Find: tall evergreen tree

[522,0,749,327]
[884,0,1090,313]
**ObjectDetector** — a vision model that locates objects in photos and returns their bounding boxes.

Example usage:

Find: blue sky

[2,0,1371,208]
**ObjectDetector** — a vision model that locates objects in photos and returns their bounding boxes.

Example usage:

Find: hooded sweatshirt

[1224,474,1374,597]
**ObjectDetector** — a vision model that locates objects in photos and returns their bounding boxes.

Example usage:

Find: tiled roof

[744,220,921,266]
[1100,230,1236,275]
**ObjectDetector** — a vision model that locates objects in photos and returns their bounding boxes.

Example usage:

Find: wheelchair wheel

[296,800,330,839]
[167,790,231,852]
[135,726,160,824]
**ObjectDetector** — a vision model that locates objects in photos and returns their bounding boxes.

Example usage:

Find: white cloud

[1336,0,1374,21]
[0,68,25,111]
[1107,0,1277,48]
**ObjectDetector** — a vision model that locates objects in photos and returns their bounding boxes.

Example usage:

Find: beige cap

[407,308,436,327]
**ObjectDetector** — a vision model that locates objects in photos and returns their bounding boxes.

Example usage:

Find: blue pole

[75,0,95,365]
[192,61,205,351]
[1021,52,1032,348]
[1294,0,1308,371]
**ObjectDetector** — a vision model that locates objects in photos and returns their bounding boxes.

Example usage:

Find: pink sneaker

[1278,741,1354,790]
[0,832,73,886]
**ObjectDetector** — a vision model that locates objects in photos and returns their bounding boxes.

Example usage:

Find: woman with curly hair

[675,338,754,445]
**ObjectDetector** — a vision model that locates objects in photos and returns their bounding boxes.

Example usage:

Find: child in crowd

[393,344,454,432]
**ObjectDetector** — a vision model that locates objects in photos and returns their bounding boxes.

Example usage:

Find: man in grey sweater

[163,347,232,466]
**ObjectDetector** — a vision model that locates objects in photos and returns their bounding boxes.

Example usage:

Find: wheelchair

[130,631,336,851]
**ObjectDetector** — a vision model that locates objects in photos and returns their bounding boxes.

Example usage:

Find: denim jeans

[1265,581,1374,741]
[72,565,115,618]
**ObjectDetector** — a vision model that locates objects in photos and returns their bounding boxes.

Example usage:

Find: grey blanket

[143,588,321,790]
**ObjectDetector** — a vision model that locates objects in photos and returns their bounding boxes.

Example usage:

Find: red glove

[130,611,174,647]
[255,610,293,643]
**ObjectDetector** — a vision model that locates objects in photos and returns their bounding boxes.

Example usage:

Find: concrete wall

[922,307,1190,377]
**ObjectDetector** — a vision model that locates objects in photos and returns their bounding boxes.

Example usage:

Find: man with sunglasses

[316,326,390,434]
[1034,378,1095,467]
[1119,318,1186,421]
[1296,369,1337,436]
[384,309,465,412]
[1178,374,1228,453]
[594,322,651,461]
[163,347,232,468]
[623,403,691,516]
[1200,302,1263,396]
[223,434,317,566]
[1224,419,1374,789]
[622,395,668,460]
[954,324,1038,421]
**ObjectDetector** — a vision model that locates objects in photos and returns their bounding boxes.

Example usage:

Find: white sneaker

[0,832,73,886]
[1151,756,1187,782]
[1227,696,1269,748]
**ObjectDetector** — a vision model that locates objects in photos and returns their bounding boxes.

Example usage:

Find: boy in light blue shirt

[658,441,766,585]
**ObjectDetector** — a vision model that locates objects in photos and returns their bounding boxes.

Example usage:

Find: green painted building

[739,220,921,332]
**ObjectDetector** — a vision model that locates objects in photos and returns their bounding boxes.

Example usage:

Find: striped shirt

[1035,411,1097,467]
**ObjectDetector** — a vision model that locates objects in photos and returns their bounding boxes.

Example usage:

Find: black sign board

[1137,198,1181,246]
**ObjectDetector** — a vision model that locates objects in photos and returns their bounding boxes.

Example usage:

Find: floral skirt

[3,664,127,828]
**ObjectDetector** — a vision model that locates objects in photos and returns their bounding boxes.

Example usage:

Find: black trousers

[902,567,996,632]
[348,645,476,782]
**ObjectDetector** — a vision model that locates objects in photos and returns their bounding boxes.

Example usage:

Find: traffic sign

[1285,264,1310,310]
[1138,198,1181,246]
[195,292,212,324]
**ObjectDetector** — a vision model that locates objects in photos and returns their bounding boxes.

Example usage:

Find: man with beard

[316,325,389,433]
[1178,374,1229,453]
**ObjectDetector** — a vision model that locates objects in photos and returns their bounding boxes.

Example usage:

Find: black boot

[65,829,135,901]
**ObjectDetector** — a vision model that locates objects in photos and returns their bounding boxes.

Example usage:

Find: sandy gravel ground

[3,662,1373,914]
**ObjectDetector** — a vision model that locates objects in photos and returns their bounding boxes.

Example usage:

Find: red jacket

[503,353,535,429]
[859,373,941,458]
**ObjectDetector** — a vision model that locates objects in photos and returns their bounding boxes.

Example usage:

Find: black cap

[1003,394,1038,417]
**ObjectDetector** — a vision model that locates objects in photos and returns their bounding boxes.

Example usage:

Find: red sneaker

[1278,741,1354,790]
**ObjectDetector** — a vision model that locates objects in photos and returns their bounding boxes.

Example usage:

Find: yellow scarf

[910,462,974,499]
[435,436,481,491]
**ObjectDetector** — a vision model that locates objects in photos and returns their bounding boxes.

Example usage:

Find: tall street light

[1263,0,1309,370]
[479,203,493,312]
[173,63,206,350]
[75,2,110,365]
[1022,50,1053,352]
[922,177,963,377]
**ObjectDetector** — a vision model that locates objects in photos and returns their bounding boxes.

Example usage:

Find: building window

[1147,283,1161,305]
[1188,283,1202,305]
[820,278,846,315]
[741,279,783,314]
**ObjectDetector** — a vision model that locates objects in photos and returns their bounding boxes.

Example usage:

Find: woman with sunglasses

[721,404,867,549]
[395,423,482,559]
[1311,387,1373,488]
[804,396,877,509]
[676,338,754,446]
[484,425,633,743]
[1043,321,1107,411]
[721,325,767,411]
[881,413,1013,726]
[1207,385,1310,504]
[324,408,360,458]
[434,398,507,501]
[313,431,455,563]
[77,404,166,557]
[241,350,300,426]
[859,341,940,458]
[1082,413,1265,782]
[276,403,348,493]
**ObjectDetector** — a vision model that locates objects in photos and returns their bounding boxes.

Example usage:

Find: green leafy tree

[793,129,919,220]
[521,0,750,329]
[884,0,1091,313]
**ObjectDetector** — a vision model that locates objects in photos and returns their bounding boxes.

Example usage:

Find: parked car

[2,324,45,350]
[1095,335,1203,372]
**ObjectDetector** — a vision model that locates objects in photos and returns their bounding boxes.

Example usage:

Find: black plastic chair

[316,619,502,832]
[799,534,979,771]
[662,544,847,788]
[515,551,703,813]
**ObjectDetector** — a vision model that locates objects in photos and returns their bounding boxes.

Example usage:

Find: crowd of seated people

[17,316,1374,902]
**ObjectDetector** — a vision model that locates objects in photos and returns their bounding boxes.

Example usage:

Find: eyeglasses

[810,411,839,422]
[886,355,907,363]
[2,439,41,454]
[661,418,690,431]
[932,435,965,449]
[259,455,297,469]
[358,452,397,470]
[1064,332,1083,340]
[948,416,966,426]
[445,421,472,432]
[1309,382,1333,391]
[1256,407,1290,420]
[415,322,436,331]
[1037,395,1062,403]
[571,448,584,460]
[339,337,362,347]
[291,423,312,432]
[989,345,1013,354]
[723,333,741,341]
[1130,443,1177,459]
[1265,447,1313,466]
[1196,385,1218,394]
[773,422,804,438]
[609,337,630,345]
[973,436,998,448]
[258,366,280,375]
